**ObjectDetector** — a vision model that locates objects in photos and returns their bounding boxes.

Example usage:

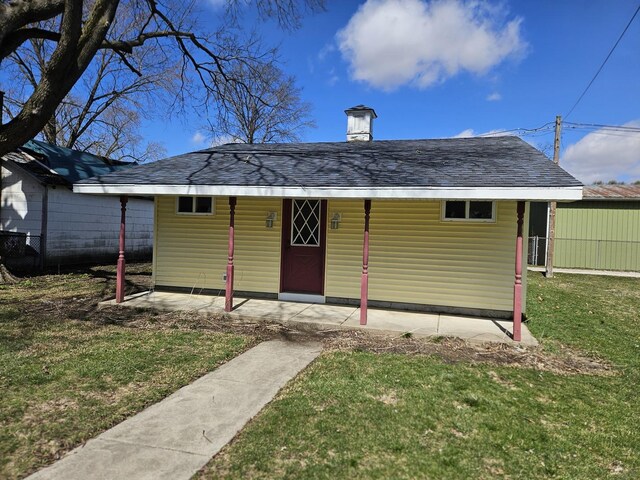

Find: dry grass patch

[322,332,614,376]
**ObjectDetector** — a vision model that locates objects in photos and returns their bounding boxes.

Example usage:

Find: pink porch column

[360,199,371,325]
[225,196,237,312]
[512,201,525,342]
[115,195,128,303]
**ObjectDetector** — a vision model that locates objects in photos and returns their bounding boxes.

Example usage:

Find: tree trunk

[0,257,17,283]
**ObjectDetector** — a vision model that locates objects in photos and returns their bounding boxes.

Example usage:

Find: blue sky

[148,1,639,183]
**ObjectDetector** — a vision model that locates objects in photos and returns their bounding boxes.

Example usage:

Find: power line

[473,120,640,140]
[561,129,640,138]
[564,121,640,132]
[564,3,640,120]
[476,122,554,137]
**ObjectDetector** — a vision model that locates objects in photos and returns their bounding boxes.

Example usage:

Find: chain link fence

[528,236,640,272]
[1,232,43,271]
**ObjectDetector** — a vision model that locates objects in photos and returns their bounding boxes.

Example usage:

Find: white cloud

[453,128,476,138]
[205,0,227,9]
[562,121,640,184]
[191,131,207,145]
[337,0,526,90]
[210,134,244,146]
[453,128,505,138]
[486,92,502,101]
[327,67,339,86]
[318,43,336,61]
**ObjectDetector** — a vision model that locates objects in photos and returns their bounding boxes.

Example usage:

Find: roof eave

[73,184,583,202]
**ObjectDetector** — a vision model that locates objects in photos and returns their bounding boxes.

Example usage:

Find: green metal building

[529,185,640,271]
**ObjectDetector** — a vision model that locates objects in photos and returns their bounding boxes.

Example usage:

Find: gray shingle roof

[77,136,581,189]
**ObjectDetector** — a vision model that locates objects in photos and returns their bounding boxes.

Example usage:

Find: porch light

[265,212,277,228]
[331,213,342,230]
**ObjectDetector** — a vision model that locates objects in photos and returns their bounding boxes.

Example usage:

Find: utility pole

[545,115,562,277]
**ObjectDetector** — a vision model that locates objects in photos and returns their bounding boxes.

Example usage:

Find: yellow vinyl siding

[154,196,281,293]
[234,198,282,292]
[325,200,369,299]
[155,196,526,314]
[326,200,527,313]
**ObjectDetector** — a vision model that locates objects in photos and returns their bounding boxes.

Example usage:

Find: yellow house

[75,106,582,341]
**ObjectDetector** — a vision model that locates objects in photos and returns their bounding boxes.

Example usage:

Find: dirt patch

[372,390,399,406]
[94,307,308,343]
[321,331,615,376]
[21,397,79,429]
[81,381,147,406]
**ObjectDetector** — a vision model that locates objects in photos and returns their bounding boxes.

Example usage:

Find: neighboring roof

[22,139,135,183]
[75,136,582,201]
[1,151,68,186]
[583,184,640,200]
[2,139,136,186]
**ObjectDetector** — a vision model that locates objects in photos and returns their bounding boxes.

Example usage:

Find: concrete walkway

[102,291,538,346]
[27,340,321,480]
[528,266,640,278]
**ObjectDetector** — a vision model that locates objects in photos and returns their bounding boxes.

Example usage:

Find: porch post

[115,195,128,303]
[513,201,525,342]
[360,199,371,325]
[225,196,237,312]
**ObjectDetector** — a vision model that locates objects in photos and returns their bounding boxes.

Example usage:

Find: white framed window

[442,200,495,222]
[176,196,214,215]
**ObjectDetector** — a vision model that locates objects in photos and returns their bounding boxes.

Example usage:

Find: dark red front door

[281,199,327,295]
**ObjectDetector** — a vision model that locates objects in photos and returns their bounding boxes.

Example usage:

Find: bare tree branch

[208,60,316,144]
[0,0,120,155]
[0,27,60,58]
[0,0,325,157]
[0,0,64,53]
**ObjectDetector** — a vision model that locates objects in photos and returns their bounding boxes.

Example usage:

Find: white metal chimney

[345,105,377,142]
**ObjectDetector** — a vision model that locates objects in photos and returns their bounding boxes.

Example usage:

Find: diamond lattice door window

[291,199,320,246]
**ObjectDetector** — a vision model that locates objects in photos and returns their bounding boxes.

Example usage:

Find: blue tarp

[22,139,135,183]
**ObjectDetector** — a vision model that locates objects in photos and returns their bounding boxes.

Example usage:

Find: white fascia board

[73,184,583,201]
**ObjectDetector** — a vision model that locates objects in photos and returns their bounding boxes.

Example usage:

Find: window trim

[441,200,496,223]
[175,196,215,215]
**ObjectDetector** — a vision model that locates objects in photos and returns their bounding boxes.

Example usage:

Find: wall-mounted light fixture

[265,212,277,228]
[330,212,342,230]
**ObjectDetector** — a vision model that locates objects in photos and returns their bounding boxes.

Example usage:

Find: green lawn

[200,272,640,479]
[0,267,255,479]
[2,268,638,479]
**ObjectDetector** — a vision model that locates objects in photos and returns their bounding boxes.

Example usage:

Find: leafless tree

[209,61,316,144]
[0,0,324,158]
[2,11,172,161]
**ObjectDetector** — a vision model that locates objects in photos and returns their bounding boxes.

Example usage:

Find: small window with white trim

[442,200,495,222]
[176,196,214,215]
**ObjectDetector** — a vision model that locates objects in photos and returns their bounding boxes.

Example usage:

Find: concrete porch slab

[230,297,311,321]
[342,309,440,337]
[101,292,538,347]
[290,303,359,326]
[438,315,538,345]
